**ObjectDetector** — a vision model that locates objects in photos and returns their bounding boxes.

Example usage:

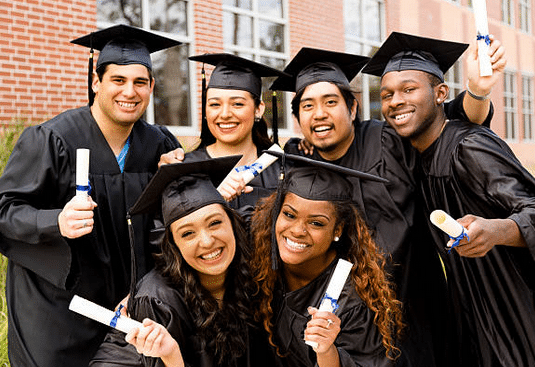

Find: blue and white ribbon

[234,162,264,178]
[447,231,469,254]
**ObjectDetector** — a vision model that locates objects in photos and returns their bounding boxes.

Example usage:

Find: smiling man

[271,44,505,367]
[364,31,535,367]
[0,25,183,367]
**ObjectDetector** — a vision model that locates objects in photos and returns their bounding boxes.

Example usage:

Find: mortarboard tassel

[88,48,94,106]
[201,65,207,125]
[270,153,286,270]
[271,91,279,146]
[126,213,138,314]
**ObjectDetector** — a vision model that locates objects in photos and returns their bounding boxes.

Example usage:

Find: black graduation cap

[263,151,387,269]
[129,155,241,226]
[269,47,370,94]
[71,24,183,105]
[361,31,468,82]
[189,53,289,145]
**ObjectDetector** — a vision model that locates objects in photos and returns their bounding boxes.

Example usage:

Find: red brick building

[1,0,533,168]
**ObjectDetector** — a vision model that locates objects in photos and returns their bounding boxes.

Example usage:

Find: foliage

[0,122,25,367]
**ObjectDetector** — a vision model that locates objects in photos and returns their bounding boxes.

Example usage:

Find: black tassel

[126,213,138,314]
[271,153,286,270]
[201,65,207,125]
[271,91,279,145]
[88,48,94,106]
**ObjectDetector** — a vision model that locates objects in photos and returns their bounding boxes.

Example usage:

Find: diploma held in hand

[430,210,469,252]
[233,143,284,183]
[69,295,142,334]
[305,259,353,349]
[472,0,493,76]
[76,149,90,196]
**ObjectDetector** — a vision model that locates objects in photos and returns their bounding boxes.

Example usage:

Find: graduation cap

[269,47,370,94]
[361,31,468,82]
[129,155,241,226]
[189,53,289,145]
[263,151,387,269]
[71,24,183,105]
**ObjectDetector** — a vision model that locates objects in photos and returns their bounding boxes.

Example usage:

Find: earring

[334,236,340,242]
[437,99,441,103]
[254,117,261,123]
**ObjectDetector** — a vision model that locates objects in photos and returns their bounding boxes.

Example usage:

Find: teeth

[201,248,222,260]
[286,237,308,250]
[395,112,412,121]
[314,126,331,132]
[218,123,237,129]
[118,101,136,108]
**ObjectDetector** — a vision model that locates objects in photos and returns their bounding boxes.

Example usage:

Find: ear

[435,83,449,105]
[334,224,344,240]
[255,100,266,119]
[149,77,156,94]
[91,71,100,94]
[349,100,358,121]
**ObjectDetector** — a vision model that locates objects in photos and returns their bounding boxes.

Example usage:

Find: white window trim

[504,70,518,142]
[521,73,534,142]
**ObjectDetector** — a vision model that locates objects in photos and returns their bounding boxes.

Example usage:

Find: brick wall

[0,0,94,126]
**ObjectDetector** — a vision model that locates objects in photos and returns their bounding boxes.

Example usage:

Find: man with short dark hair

[0,24,184,367]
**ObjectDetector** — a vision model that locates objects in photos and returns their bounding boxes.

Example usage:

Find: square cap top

[361,31,468,82]
[189,53,289,98]
[269,47,369,93]
[71,24,182,70]
[129,156,241,227]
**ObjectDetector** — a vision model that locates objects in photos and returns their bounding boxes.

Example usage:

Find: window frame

[504,70,518,142]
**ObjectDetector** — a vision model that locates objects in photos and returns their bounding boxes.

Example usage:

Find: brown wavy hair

[250,192,404,360]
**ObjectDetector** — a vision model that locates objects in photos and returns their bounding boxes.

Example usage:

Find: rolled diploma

[430,210,466,247]
[76,149,90,196]
[472,0,493,76]
[305,258,353,349]
[235,143,284,184]
[69,295,142,334]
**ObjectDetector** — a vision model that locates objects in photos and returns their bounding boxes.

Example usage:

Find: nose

[313,105,327,120]
[199,229,215,248]
[121,81,136,98]
[290,220,307,237]
[389,91,404,107]
[221,102,232,119]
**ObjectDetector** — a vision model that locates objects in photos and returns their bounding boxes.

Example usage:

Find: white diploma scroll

[305,258,353,349]
[76,149,90,196]
[472,0,493,76]
[231,143,284,184]
[430,210,466,247]
[69,295,142,334]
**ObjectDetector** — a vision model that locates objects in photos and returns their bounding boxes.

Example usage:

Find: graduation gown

[90,270,278,367]
[418,119,535,367]
[185,147,280,209]
[272,257,388,367]
[0,106,180,367]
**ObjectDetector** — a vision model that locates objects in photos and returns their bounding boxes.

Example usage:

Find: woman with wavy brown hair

[250,153,404,367]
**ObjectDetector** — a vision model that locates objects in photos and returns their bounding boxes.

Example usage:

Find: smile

[394,112,413,122]
[117,101,138,108]
[284,237,310,251]
[217,122,238,129]
[200,248,223,261]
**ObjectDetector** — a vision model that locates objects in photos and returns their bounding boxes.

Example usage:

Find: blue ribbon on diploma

[110,304,124,328]
[477,34,491,46]
[321,293,339,313]
[76,181,92,195]
[447,231,469,254]
[235,162,264,178]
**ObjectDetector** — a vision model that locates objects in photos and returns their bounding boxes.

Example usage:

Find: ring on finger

[327,319,334,328]
[83,220,88,228]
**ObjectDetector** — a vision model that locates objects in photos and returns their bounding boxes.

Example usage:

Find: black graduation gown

[418,120,535,367]
[283,94,492,367]
[272,257,388,367]
[0,106,180,367]
[90,270,278,367]
[185,146,280,209]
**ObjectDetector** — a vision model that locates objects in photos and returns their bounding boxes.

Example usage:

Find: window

[504,71,518,140]
[222,0,289,132]
[522,75,533,140]
[445,60,463,101]
[344,0,384,120]
[97,0,192,129]
[519,0,532,33]
[502,0,514,26]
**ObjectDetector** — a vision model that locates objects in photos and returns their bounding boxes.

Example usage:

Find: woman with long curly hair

[90,157,277,367]
[250,153,404,367]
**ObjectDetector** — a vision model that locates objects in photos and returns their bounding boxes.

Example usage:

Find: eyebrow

[174,212,224,231]
[282,203,331,221]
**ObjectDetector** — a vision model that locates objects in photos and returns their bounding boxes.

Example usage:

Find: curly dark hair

[153,205,260,366]
[197,91,273,151]
[250,192,404,360]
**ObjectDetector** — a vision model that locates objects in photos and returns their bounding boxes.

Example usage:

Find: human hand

[298,138,315,156]
[466,35,507,97]
[216,170,253,202]
[448,214,498,257]
[158,148,185,168]
[304,307,341,355]
[125,318,183,365]
[58,195,97,239]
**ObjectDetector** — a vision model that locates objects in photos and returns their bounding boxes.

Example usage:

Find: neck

[207,138,258,166]
[91,106,134,155]
[317,129,355,161]
[283,249,336,292]
[199,273,226,302]
[412,112,448,153]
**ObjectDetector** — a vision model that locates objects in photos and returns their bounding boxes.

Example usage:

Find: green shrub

[1,122,25,367]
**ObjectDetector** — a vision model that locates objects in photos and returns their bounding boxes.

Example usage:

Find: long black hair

[154,205,260,366]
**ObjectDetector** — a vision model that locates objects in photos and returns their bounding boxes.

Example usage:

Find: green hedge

[1,123,25,367]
